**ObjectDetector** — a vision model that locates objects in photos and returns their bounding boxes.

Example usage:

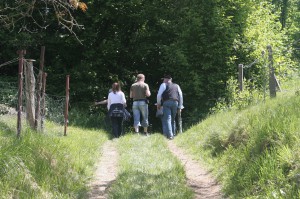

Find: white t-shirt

[107,91,126,110]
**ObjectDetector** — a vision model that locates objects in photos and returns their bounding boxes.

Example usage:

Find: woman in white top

[107,82,126,138]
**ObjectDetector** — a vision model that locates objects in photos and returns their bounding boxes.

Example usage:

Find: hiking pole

[177,110,182,133]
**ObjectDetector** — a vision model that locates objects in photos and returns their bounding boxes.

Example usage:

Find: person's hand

[94,102,98,105]
[157,104,161,109]
[177,109,182,113]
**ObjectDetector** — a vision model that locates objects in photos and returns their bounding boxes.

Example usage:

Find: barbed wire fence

[235,44,300,110]
[0,81,66,131]
[238,46,279,100]
[0,52,66,136]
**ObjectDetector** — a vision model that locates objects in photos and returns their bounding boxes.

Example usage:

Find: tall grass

[109,133,194,199]
[0,114,108,198]
[175,93,300,198]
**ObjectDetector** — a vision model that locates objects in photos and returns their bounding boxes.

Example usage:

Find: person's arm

[156,83,166,108]
[95,99,107,105]
[107,94,111,110]
[145,84,151,97]
[130,86,133,99]
[177,85,184,110]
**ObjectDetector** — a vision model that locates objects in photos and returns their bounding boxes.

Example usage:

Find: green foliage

[0,76,18,109]
[211,77,264,113]
[69,106,110,130]
[110,134,194,199]
[1,0,300,129]
[0,115,108,198]
[236,0,296,85]
[175,86,300,197]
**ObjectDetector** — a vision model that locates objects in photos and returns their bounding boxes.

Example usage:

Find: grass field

[0,115,108,198]
[109,133,194,199]
[2,77,300,198]
[175,90,300,198]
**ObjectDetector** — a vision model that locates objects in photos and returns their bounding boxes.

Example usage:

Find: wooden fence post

[24,59,36,129]
[64,75,70,136]
[35,46,45,130]
[17,50,25,138]
[238,64,243,92]
[267,45,276,98]
[40,72,47,132]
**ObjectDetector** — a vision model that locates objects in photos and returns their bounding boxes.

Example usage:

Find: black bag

[123,109,132,121]
[111,108,124,117]
[109,103,124,117]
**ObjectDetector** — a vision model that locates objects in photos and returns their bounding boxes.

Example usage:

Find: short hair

[112,82,121,93]
[137,74,145,81]
[163,74,172,79]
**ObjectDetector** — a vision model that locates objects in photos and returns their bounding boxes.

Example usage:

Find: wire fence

[0,78,66,132]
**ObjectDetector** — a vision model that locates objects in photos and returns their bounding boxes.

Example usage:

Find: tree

[0,0,87,42]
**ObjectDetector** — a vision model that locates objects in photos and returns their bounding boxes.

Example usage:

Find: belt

[134,99,147,102]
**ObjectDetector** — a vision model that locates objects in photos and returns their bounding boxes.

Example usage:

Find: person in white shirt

[107,82,126,138]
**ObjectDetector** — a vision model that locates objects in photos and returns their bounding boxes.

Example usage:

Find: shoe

[144,132,149,136]
[168,136,174,140]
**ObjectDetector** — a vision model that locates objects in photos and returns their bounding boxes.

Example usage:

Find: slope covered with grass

[175,93,300,198]
[0,115,108,198]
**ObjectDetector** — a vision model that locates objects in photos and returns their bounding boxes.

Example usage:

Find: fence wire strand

[0,58,19,69]
[0,78,66,130]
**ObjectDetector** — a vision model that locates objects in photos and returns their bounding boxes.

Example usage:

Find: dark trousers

[111,117,123,138]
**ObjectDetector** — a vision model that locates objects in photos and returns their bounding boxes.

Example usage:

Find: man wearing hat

[156,74,184,139]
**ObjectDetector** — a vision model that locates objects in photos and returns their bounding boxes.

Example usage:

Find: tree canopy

[0,0,299,127]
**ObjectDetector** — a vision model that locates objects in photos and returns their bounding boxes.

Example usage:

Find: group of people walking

[97,74,183,139]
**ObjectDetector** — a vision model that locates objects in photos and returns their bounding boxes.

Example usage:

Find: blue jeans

[132,101,149,127]
[162,100,178,138]
[161,117,168,137]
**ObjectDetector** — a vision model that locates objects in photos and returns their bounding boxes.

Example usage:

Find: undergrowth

[0,115,108,198]
[175,79,300,198]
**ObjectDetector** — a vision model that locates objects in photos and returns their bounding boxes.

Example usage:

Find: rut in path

[167,141,224,199]
[88,140,118,199]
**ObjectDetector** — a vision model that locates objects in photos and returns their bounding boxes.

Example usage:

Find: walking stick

[177,110,182,133]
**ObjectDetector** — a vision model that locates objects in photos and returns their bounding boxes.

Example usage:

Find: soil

[167,141,224,199]
[88,140,119,199]
[88,139,224,199]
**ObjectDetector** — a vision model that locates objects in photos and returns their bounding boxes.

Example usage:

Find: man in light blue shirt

[156,75,183,139]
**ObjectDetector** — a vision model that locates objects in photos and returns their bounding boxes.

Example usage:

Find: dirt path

[88,140,118,199]
[88,139,223,199]
[167,141,224,199]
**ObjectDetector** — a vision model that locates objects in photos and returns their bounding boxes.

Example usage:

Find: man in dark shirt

[130,74,151,135]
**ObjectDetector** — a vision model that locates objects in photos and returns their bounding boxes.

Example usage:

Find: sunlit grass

[175,87,300,198]
[0,114,108,198]
[109,133,194,199]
